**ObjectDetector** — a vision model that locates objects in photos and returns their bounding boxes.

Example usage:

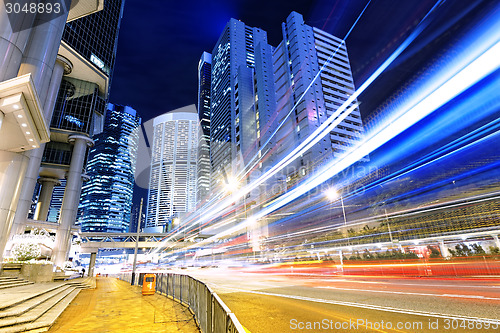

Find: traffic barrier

[118,272,245,333]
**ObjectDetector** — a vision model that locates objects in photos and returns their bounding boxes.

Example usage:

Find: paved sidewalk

[48,277,200,333]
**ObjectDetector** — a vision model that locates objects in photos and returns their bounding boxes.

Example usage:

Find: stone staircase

[0,277,33,290]
[0,277,95,333]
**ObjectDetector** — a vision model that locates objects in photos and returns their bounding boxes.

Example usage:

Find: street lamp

[325,187,348,272]
[224,176,239,193]
[325,188,347,226]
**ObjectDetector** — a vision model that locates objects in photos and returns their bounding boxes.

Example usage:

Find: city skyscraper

[201,12,367,248]
[146,106,199,231]
[79,104,141,233]
[197,52,212,205]
[129,203,146,233]
[270,12,366,180]
[5,0,125,266]
[209,18,276,191]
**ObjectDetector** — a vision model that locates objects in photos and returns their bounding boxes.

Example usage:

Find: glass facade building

[197,52,212,205]
[62,0,125,76]
[271,12,366,178]
[207,12,366,188]
[79,104,141,233]
[146,108,199,230]
[37,0,125,225]
[210,19,275,190]
[50,77,105,137]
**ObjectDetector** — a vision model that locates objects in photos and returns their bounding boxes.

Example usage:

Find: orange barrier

[142,274,156,295]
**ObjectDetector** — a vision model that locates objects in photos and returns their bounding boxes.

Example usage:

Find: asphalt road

[183,269,500,333]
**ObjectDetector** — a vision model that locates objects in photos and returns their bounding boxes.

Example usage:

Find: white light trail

[155,0,441,244]
[189,40,500,249]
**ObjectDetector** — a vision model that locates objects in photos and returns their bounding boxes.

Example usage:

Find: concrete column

[17,6,70,100]
[34,177,60,221]
[439,240,449,258]
[493,235,500,249]
[0,151,29,262]
[42,55,72,121]
[10,55,72,236]
[0,3,35,81]
[89,252,97,277]
[339,249,344,273]
[52,135,93,268]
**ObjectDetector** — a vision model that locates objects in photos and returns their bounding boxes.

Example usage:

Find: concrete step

[0,283,66,311]
[0,282,33,290]
[0,277,34,290]
[0,276,17,281]
[0,277,28,282]
[0,289,80,333]
[0,286,77,329]
[0,285,72,319]
[65,277,96,290]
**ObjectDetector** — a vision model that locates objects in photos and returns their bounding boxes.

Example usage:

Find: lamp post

[325,188,347,226]
[384,207,394,244]
[131,198,143,285]
[325,188,349,271]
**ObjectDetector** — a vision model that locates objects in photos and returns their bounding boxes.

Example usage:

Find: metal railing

[119,272,246,333]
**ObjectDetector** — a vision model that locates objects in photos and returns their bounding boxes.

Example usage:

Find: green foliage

[470,243,485,255]
[11,243,41,261]
[362,249,372,260]
[428,246,442,258]
[346,249,418,261]
[454,243,472,256]
[449,243,488,257]
[489,246,500,254]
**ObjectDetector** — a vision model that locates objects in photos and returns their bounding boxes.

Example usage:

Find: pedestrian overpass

[78,232,193,253]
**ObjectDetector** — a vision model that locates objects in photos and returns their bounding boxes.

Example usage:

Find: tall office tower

[271,12,365,181]
[146,107,199,231]
[197,52,212,205]
[0,0,108,263]
[7,0,125,266]
[210,19,276,191]
[129,203,146,233]
[79,104,141,233]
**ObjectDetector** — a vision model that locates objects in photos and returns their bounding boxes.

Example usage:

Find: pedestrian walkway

[48,277,200,333]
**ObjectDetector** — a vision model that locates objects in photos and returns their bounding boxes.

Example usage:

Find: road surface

[182,268,500,333]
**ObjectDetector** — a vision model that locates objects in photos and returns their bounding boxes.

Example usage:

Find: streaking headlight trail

[191,39,500,249]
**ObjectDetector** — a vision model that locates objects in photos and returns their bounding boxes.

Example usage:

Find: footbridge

[79,232,190,252]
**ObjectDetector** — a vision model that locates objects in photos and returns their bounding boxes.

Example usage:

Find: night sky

[109,0,443,121]
[107,0,479,211]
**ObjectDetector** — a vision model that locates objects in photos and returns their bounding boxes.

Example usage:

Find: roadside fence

[118,272,246,333]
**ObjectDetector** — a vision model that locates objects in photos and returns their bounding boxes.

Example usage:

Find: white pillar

[52,135,93,268]
[0,151,29,262]
[34,177,60,221]
[439,240,449,258]
[42,55,72,120]
[10,56,72,236]
[89,252,97,277]
[493,235,500,249]
[0,4,34,81]
[17,5,70,100]
[339,249,344,273]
